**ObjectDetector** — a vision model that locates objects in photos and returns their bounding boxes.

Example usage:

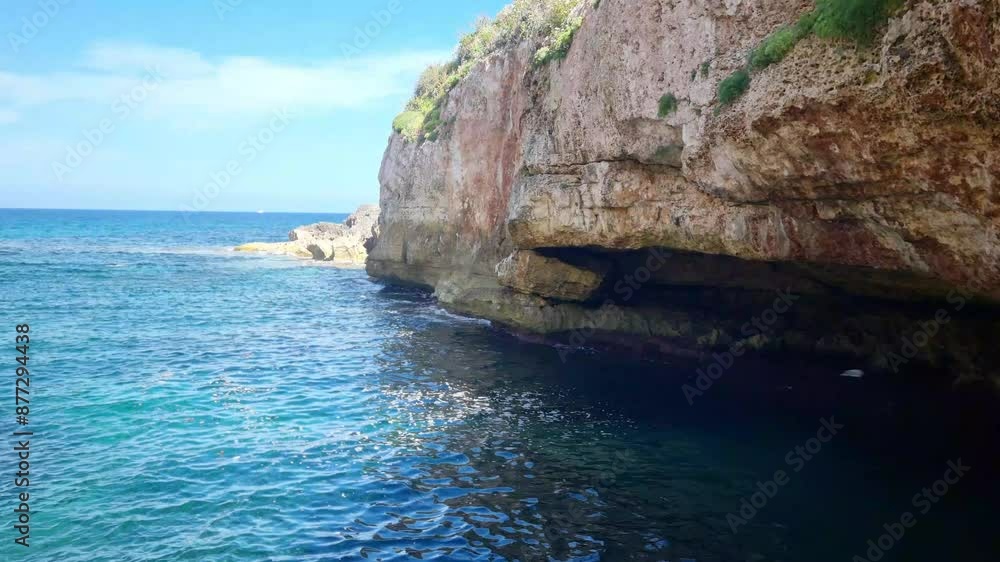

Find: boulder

[496,250,608,302]
[236,205,379,265]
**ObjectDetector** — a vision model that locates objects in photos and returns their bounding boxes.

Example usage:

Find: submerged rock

[233,241,314,259]
[236,205,379,265]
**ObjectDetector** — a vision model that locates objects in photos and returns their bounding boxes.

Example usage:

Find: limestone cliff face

[368,0,1000,381]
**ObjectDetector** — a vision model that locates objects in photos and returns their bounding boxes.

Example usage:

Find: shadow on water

[367,286,1000,562]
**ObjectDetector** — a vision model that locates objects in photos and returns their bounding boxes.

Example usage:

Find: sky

[0,0,508,212]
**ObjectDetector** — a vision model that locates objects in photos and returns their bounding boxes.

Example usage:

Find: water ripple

[1,211,996,562]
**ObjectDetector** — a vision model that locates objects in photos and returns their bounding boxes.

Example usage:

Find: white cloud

[0,42,450,122]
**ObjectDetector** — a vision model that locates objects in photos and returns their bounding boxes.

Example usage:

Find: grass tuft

[717,69,751,106]
[657,93,678,117]
[749,11,818,71]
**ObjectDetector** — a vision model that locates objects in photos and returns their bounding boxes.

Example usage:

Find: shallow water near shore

[1,209,997,562]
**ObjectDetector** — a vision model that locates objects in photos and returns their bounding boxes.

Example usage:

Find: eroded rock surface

[367,0,1000,382]
[497,250,609,302]
[237,205,379,265]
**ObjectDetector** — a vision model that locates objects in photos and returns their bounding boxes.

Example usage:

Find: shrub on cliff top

[456,0,579,65]
[392,111,426,142]
[393,0,584,142]
[390,65,451,143]
[533,15,584,66]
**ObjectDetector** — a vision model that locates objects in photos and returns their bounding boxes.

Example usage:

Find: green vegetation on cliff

[657,93,678,117]
[718,0,905,106]
[748,13,817,71]
[717,70,751,106]
[813,0,906,44]
[392,0,584,142]
[533,15,583,66]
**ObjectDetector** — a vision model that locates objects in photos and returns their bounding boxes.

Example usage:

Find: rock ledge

[236,205,379,265]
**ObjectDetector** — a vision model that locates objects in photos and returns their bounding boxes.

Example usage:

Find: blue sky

[0,0,507,212]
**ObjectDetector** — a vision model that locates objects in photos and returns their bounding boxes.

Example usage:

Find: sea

[0,209,996,562]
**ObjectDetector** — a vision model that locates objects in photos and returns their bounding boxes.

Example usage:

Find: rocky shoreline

[364,0,1000,387]
[236,205,379,266]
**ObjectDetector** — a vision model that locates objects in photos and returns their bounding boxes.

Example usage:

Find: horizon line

[0,207,358,214]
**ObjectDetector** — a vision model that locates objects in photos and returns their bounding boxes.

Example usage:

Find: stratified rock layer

[497,250,608,302]
[238,205,379,265]
[367,0,1000,382]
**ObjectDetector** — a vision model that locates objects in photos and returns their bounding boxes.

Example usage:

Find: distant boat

[256,210,265,214]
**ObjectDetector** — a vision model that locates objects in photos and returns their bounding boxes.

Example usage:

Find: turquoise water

[0,209,996,562]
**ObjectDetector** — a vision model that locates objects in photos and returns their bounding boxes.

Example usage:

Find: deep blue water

[0,209,996,562]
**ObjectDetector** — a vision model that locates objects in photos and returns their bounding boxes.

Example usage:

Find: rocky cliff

[367,0,1000,383]
[237,205,379,264]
